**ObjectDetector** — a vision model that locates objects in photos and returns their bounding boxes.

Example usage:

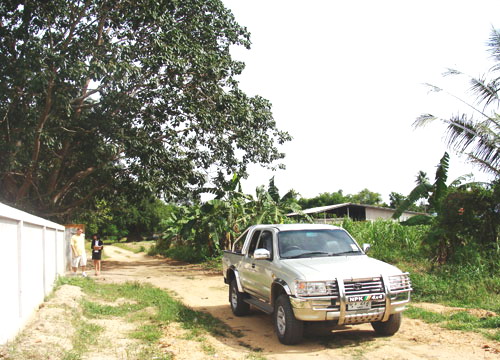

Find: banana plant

[393,152,456,219]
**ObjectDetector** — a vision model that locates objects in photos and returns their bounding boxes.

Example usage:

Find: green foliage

[339,219,499,312]
[75,196,175,239]
[152,177,302,260]
[400,214,433,226]
[409,264,499,312]
[393,152,452,219]
[298,190,346,209]
[346,188,383,205]
[0,0,290,221]
[298,188,384,209]
[422,182,500,264]
[341,218,427,263]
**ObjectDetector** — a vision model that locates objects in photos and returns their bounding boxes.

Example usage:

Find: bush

[341,218,428,263]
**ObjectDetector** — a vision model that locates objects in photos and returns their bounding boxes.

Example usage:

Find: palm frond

[449,173,474,187]
[423,83,443,93]
[468,152,500,176]
[413,114,437,128]
[445,114,479,151]
[443,68,462,77]
[469,75,500,109]
[488,27,500,63]
[443,115,500,174]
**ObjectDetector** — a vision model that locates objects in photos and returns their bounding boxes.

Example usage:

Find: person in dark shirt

[91,234,104,276]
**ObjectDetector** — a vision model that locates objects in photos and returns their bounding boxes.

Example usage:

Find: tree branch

[16,75,55,202]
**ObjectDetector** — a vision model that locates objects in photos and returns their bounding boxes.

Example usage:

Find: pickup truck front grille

[344,277,384,295]
[344,277,386,309]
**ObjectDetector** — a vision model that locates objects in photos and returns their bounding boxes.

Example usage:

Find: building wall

[0,202,66,345]
[366,207,417,221]
[365,207,395,220]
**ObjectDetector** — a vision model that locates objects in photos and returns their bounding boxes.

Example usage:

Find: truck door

[241,230,275,301]
[239,229,261,292]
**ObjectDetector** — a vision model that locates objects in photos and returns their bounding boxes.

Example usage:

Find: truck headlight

[295,281,328,296]
[388,274,412,292]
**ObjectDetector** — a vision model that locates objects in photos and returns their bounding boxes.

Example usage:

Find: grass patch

[405,306,449,323]
[407,265,500,313]
[58,276,237,346]
[131,324,163,342]
[111,241,154,253]
[342,219,500,313]
[406,305,500,340]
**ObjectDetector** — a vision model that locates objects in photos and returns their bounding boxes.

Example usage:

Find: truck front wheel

[274,295,304,345]
[371,313,402,336]
[229,279,250,316]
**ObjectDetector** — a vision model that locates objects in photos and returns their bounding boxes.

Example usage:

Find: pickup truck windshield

[278,229,362,259]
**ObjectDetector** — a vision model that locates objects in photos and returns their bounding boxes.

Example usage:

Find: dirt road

[95,246,499,360]
[4,246,498,360]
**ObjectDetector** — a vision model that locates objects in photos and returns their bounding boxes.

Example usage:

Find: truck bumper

[289,294,410,324]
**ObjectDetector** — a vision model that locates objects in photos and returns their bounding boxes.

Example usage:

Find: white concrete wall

[365,207,417,222]
[365,207,394,220]
[0,202,66,345]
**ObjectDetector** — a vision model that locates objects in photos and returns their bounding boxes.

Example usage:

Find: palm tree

[414,29,500,177]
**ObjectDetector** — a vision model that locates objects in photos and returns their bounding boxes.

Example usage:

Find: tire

[371,313,402,336]
[229,279,250,316]
[274,294,304,345]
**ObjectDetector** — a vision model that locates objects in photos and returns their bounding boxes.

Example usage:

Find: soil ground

[2,245,499,359]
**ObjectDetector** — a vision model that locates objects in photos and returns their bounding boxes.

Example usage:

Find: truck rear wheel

[230,279,250,316]
[274,294,304,345]
[371,313,402,336]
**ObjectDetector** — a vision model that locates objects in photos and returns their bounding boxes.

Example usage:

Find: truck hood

[283,255,403,280]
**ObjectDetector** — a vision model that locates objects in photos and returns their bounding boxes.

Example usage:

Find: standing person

[91,234,103,276]
[70,227,87,277]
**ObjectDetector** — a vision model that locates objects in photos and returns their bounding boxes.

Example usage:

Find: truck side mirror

[362,243,371,254]
[254,248,271,260]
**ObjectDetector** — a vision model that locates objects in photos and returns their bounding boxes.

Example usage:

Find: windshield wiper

[284,251,330,259]
[332,250,362,256]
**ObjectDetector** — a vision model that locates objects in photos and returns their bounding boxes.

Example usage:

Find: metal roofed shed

[287,202,423,223]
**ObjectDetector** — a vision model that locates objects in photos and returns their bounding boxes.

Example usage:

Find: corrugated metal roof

[287,202,424,217]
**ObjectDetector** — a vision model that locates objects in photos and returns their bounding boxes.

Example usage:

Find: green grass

[342,219,500,313]
[57,276,238,347]
[110,241,154,253]
[405,306,500,341]
[131,325,163,342]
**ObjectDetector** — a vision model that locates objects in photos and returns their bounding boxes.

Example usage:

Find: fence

[0,202,66,345]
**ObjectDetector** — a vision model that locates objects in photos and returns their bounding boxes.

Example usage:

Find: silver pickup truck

[222,224,412,344]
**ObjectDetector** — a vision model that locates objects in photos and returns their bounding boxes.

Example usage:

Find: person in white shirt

[70,228,87,277]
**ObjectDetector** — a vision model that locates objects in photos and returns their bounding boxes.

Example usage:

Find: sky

[221,0,499,203]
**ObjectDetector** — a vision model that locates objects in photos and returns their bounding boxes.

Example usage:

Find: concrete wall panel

[0,203,65,345]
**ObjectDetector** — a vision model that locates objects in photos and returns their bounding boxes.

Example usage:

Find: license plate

[347,301,371,310]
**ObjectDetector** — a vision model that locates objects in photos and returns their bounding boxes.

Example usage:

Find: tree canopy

[0,0,290,220]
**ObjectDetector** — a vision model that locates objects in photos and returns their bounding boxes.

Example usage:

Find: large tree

[0,0,290,220]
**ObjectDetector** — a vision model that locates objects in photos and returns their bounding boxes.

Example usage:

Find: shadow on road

[189,302,379,355]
